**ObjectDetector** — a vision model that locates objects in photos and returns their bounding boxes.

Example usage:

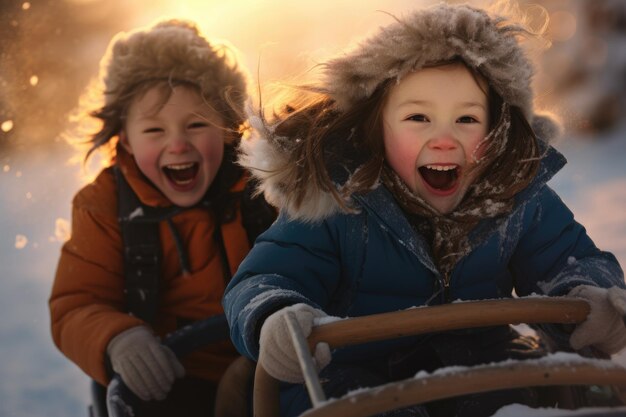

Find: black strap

[114,156,276,324]
[115,167,162,324]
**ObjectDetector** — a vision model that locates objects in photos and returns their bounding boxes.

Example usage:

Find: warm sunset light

[122,0,438,83]
[1,2,625,417]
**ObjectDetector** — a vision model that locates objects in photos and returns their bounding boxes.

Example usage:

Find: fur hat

[323,3,560,140]
[99,19,248,127]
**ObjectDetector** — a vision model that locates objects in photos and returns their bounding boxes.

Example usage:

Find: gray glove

[258,303,331,383]
[568,285,626,355]
[107,326,185,401]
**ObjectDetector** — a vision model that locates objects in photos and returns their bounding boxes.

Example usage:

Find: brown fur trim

[322,3,561,141]
[100,19,248,127]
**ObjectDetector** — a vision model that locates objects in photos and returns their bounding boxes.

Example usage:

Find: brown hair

[65,20,249,169]
[266,60,540,213]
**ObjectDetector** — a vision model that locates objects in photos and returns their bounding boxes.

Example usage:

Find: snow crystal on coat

[314,315,345,326]
[128,207,143,220]
[242,288,306,314]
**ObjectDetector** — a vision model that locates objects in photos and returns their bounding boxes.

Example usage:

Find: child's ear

[118,130,133,154]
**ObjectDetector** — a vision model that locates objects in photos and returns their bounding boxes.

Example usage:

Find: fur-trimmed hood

[239,115,349,222]
[99,19,248,127]
[323,3,558,137]
[240,3,562,223]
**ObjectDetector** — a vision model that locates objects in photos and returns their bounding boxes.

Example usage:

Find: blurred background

[0,0,624,416]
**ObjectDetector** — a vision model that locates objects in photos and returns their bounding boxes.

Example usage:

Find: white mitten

[107,326,185,401]
[568,285,626,355]
[258,303,332,383]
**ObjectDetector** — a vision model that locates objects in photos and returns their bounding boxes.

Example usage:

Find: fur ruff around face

[239,115,344,222]
[100,19,248,127]
[322,3,560,140]
[239,3,562,223]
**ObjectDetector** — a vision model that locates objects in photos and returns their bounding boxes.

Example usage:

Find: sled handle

[252,312,328,417]
[285,311,327,406]
[253,297,590,417]
[308,297,589,350]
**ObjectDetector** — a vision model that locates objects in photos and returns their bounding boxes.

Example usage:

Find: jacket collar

[354,145,566,272]
[512,144,566,205]
[353,186,439,275]
[466,144,566,248]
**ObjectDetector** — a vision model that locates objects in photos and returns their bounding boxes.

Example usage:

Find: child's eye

[188,122,209,129]
[143,127,163,134]
[457,116,479,124]
[406,114,429,122]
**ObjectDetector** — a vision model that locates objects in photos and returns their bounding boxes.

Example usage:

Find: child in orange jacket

[50,19,273,416]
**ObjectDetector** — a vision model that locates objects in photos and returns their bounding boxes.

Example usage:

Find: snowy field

[0,126,625,417]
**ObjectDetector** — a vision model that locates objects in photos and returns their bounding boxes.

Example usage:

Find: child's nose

[167,135,191,153]
[427,133,458,151]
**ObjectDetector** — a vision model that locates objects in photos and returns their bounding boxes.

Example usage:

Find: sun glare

[124,0,439,83]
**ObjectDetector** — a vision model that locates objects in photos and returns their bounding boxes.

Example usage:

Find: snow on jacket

[50,148,249,386]
[224,144,624,363]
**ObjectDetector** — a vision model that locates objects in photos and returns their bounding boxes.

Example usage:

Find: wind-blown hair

[65,19,249,167]
[242,59,541,221]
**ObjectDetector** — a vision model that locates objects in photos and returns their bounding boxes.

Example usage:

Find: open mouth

[418,164,459,192]
[162,162,199,186]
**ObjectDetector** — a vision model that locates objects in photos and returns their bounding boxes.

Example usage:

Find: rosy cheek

[398,154,416,174]
[133,148,161,173]
[386,149,416,186]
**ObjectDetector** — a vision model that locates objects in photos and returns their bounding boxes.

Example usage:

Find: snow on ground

[492,404,626,416]
[0,145,90,417]
[550,126,626,370]
[550,128,626,270]
[0,127,625,416]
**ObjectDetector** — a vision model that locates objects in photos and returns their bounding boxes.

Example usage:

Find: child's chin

[165,188,205,208]
[427,193,464,214]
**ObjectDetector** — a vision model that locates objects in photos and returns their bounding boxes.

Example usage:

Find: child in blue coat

[224,3,626,416]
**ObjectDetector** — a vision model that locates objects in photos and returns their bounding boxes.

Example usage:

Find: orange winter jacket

[50,148,251,386]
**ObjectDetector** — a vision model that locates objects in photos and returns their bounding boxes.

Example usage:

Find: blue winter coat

[224,145,624,362]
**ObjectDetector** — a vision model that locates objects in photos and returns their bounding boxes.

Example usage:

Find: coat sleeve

[223,212,344,360]
[49,181,144,385]
[510,186,624,297]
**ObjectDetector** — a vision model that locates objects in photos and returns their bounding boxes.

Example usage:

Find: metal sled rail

[253,297,626,417]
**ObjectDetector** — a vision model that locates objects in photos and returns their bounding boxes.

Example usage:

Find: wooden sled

[253,298,626,417]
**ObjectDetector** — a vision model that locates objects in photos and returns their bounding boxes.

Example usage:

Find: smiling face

[382,63,489,214]
[120,84,225,207]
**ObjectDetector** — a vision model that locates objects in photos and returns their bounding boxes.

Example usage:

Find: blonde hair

[65,19,249,167]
